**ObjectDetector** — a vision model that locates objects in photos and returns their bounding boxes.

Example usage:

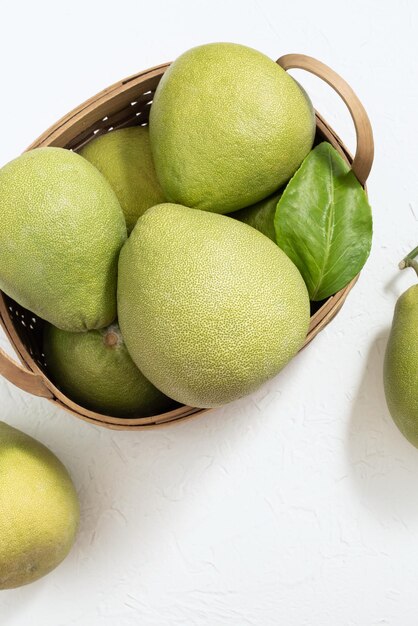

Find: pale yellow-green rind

[384,285,418,447]
[118,203,310,408]
[232,189,282,242]
[43,323,174,418]
[0,422,79,590]
[149,42,315,214]
[80,127,165,234]
[0,147,127,331]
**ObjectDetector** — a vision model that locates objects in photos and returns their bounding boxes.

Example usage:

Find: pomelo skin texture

[0,421,79,589]
[232,189,282,242]
[384,285,418,447]
[118,203,310,408]
[80,127,165,233]
[149,42,315,214]
[0,147,127,331]
[43,322,175,418]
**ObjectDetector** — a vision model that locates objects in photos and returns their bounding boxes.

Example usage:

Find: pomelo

[384,285,418,447]
[0,147,127,331]
[149,42,315,213]
[117,203,310,408]
[0,421,79,589]
[232,189,282,241]
[80,127,165,233]
[44,322,174,417]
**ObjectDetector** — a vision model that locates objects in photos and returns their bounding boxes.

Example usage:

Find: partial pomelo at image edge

[384,281,418,448]
[0,421,79,589]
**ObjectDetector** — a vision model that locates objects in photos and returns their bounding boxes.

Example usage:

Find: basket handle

[277,54,374,185]
[0,345,53,398]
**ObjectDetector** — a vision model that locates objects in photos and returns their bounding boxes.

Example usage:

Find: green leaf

[274,142,372,301]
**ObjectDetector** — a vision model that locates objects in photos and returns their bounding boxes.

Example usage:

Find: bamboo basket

[0,54,374,430]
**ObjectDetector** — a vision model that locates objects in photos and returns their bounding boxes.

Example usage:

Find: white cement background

[1,1,417,624]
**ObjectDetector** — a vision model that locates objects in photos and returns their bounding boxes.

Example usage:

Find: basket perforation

[67,92,154,153]
[3,296,46,372]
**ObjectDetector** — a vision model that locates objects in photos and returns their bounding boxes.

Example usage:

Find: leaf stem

[399,246,418,277]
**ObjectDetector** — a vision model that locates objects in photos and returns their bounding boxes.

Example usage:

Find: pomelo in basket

[0,147,127,331]
[80,127,165,233]
[44,322,175,417]
[149,42,315,214]
[0,421,79,589]
[117,203,310,408]
[233,189,282,241]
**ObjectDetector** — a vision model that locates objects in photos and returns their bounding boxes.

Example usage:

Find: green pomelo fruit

[43,322,174,418]
[0,147,127,331]
[384,285,418,447]
[79,127,165,234]
[149,42,315,214]
[118,203,310,408]
[232,189,282,241]
[0,421,79,589]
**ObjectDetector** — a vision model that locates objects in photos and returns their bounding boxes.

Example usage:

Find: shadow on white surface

[347,329,418,518]
[0,573,46,622]
[65,397,266,575]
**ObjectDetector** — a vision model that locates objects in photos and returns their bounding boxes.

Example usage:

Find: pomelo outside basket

[0,54,374,430]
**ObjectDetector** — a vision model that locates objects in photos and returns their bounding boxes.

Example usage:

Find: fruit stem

[104,330,119,347]
[399,246,418,277]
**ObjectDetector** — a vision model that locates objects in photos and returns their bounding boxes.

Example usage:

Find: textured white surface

[1,1,418,624]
